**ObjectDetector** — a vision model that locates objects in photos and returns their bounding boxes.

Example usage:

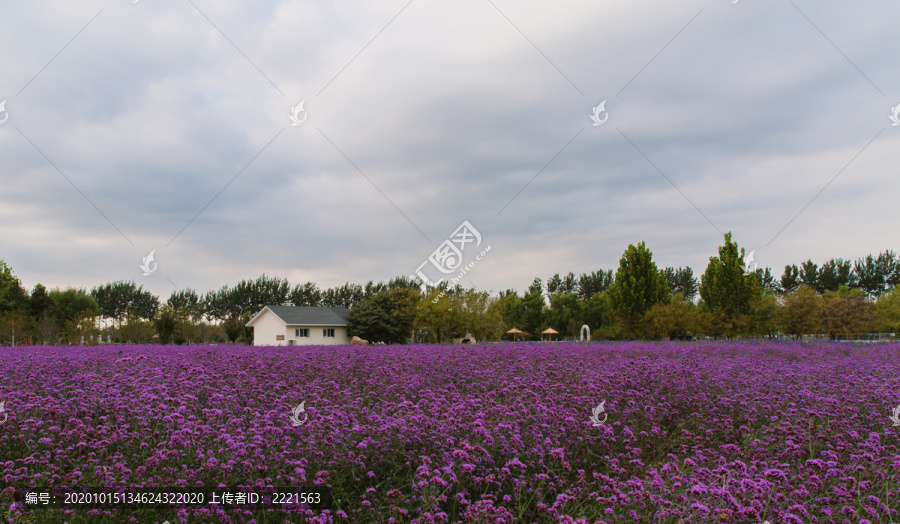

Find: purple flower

[1,340,897,521]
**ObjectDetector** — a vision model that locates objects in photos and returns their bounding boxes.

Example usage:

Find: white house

[245,305,351,346]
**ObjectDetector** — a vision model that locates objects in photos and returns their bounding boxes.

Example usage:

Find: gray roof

[248,305,349,327]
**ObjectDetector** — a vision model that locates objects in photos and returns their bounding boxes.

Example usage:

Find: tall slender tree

[818,258,854,292]
[290,282,322,307]
[698,232,759,336]
[752,267,779,293]
[799,260,819,293]
[663,266,698,301]
[522,278,546,338]
[91,280,159,323]
[167,288,202,318]
[0,260,29,314]
[577,270,613,300]
[608,242,668,337]
[780,264,801,295]
[853,252,898,299]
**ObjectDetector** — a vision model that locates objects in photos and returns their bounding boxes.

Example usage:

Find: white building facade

[245,305,351,346]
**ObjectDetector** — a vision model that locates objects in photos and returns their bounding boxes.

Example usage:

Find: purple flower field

[1,341,899,523]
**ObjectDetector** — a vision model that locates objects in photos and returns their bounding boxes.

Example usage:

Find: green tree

[119,312,155,343]
[62,310,100,345]
[690,306,717,339]
[154,304,178,344]
[455,289,503,341]
[780,264,801,295]
[222,317,245,343]
[547,272,577,298]
[669,293,699,339]
[577,270,613,300]
[546,274,562,298]
[781,286,821,340]
[608,242,668,338]
[698,232,759,336]
[662,267,698,302]
[91,280,159,323]
[819,258,854,292]
[481,297,511,342]
[165,288,204,342]
[0,260,29,314]
[235,274,291,314]
[494,290,525,332]
[799,260,819,293]
[640,302,675,340]
[885,250,900,289]
[49,288,100,327]
[29,284,58,344]
[29,284,55,320]
[202,287,234,321]
[204,275,290,338]
[749,289,781,337]
[91,281,127,323]
[876,287,900,333]
[0,311,30,346]
[390,287,421,342]
[548,292,583,338]
[348,288,416,344]
[819,286,876,340]
[751,267,780,293]
[322,282,365,308]
[167,288,202,317]
[290,282,322,307]
[387,275,421,291]
[415,289,458,342]
[583,291,615,333]
[362,280,387,301]
[854,251,899,299]
[521,279,547,339]
[130,289,159,321]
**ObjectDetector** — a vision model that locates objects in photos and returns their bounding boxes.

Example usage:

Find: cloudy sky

[1,0,898,300]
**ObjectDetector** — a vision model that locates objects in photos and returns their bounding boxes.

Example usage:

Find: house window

[323,328,335,337]
[295,328,309,337]
[288,340,295,345]
[276,335,285,341]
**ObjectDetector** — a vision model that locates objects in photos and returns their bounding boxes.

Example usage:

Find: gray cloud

[2,0,899,300]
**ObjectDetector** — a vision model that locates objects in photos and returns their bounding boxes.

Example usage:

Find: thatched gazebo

[541,328,559,341]
[506,328,524,341]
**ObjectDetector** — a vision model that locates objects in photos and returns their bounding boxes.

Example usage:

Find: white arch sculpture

[580,324,590,342]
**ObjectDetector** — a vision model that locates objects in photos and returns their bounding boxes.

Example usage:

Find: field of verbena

[1,342,899,523]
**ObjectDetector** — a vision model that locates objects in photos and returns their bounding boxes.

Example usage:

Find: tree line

[1,232,899,345]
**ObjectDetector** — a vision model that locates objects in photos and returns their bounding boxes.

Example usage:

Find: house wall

[250,310,351,346]
[250,310,290,346]
[285,325,350,346]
